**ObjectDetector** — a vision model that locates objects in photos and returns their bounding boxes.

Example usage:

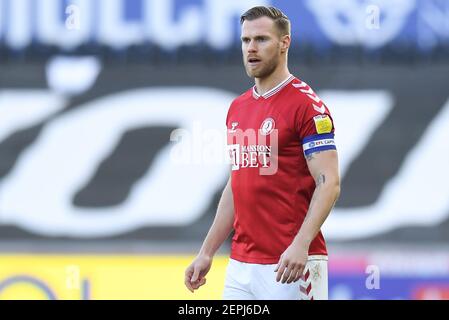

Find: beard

[244,54,279,79]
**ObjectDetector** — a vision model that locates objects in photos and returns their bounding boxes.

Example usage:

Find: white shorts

[222,255,328,300]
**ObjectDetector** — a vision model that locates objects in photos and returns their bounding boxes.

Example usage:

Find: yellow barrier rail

[0,255,229,300]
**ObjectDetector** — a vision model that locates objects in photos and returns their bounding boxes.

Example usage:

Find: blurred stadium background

[1,0,449,300]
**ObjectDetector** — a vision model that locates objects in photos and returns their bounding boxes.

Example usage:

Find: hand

[184,254,212,293]
[274,242,309,284]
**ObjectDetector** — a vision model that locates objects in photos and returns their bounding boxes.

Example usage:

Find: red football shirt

[226,74,336,264]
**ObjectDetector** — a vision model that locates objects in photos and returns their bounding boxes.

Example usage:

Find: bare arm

[185,176,235,292]
[275,150,340,283]
[297,149,340,247]
[198,176,235,257]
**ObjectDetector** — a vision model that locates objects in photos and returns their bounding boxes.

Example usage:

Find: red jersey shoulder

[287,78,330,114]
[226,88,253,126]
[232,88,253,105]
[286,77,335,139]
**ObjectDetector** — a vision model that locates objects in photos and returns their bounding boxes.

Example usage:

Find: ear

[280,35,291,53]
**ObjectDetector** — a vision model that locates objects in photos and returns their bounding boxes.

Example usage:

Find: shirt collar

[252,74,294,100]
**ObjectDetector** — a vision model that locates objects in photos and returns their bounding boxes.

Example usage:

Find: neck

[254,64,291,96]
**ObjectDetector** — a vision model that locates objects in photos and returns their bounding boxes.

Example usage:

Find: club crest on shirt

[260,118,275,135]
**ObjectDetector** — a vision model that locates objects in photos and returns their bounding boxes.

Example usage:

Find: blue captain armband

[302,133,336,157]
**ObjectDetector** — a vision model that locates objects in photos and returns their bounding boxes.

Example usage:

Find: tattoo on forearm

[306,151,321,161]
[316,173,326,186]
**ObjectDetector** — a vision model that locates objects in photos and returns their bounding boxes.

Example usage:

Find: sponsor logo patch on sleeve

[313,115,333,134]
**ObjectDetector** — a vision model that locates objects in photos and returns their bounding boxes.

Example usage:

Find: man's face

[241,17,284,79]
